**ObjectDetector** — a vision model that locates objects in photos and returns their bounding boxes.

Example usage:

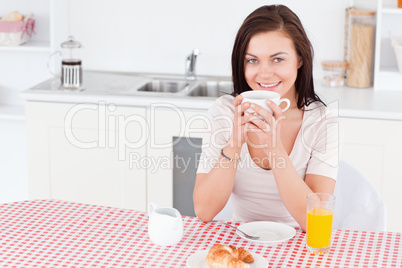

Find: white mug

[240,91,291,117]
[148,203,183,247]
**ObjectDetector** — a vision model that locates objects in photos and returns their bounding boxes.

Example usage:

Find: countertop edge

[19,91,216,111]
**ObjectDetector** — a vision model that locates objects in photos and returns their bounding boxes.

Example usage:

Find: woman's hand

[245,100,285,154]
[228,95,254,149]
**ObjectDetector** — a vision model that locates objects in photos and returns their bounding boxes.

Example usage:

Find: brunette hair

[231,5,324,108]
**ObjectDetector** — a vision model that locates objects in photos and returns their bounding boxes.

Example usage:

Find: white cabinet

[340,117,402,232]
[25,101,207,212]
[374,0,402,90]
[25,101,147,211]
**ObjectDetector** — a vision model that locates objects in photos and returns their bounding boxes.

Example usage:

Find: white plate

[236,221,296,244]
[186,250,268,268]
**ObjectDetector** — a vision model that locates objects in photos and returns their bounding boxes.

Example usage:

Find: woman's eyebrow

[270,52,288,57]
[245,53,257,57]
[245,52,289,57]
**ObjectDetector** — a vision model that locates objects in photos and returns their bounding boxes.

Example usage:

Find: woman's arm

[193,96,252,222]
[271,149,336,231]
[193,147,240,222]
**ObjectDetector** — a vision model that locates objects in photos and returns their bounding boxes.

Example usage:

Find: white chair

[213,161,387,232]
[333,161,387,231]
[213,195,233,221]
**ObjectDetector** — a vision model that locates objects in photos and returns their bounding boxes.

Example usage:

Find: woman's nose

[258,62,273,78]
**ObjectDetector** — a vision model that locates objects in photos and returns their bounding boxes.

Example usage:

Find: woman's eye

[273,58,284,63]
[247,59,258,64]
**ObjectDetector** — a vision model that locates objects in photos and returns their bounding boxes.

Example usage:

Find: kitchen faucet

[185,49,200,81]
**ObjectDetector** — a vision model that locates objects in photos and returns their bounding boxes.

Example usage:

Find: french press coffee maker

[48,36,84,90]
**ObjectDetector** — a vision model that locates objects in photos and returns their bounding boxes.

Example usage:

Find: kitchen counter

[315,86,402,121]
[19,71,402,120]
[19,71,217,111]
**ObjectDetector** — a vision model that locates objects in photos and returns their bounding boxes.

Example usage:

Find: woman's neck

[283,88,298,110]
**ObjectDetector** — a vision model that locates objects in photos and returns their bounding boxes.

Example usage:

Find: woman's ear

[297,57,303,69]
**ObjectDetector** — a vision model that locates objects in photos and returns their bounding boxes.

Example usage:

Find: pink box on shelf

[0,16,35,46]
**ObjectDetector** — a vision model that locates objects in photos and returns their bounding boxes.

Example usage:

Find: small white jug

[148,203,183,246]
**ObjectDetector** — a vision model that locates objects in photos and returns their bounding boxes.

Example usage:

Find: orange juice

[306,208,333,249]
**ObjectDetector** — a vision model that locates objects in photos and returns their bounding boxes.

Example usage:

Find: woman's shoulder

[208,94,235,116]
[303,100,339,125]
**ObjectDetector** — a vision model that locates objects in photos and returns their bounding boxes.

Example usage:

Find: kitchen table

[0,200,401,267]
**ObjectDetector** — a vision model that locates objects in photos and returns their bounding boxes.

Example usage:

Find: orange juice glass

[306,193,335,254]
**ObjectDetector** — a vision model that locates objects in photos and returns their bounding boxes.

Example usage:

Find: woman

[193,5,340,231]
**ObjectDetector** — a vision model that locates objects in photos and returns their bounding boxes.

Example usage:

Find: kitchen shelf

[379,66,401,74]
[0,40,51,52]
[374,0,402,91]
[382,5,402,14]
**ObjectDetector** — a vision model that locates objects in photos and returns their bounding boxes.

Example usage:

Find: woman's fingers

[249,118,271,133]
[247,103,272,122]
[231,95,253,147]
[234,95,252,117]
[266,100,283,118]
[234,95,250,114]
[248,101,284,120]
[234,96,283,134]
[241,111,255,124]
[244,113,271,133]
[233,94,243,107]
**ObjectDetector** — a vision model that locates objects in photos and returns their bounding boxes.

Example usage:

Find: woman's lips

[258,81,281,90]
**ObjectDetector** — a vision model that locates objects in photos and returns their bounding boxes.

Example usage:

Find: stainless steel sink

[187,81,233,97]
[137,79,190,93]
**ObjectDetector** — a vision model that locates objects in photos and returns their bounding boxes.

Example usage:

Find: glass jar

[346,9,376,88]
[321,61,348,87]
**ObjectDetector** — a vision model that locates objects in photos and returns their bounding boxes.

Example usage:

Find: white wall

[68,0,377,80]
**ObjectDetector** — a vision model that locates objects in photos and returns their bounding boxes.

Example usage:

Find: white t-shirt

[196,95,341,227]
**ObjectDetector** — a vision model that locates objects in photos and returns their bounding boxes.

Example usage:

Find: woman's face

[244,31,302,100]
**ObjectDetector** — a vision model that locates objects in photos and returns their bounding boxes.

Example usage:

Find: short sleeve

[196,95,235,174]
[304,102,344,180]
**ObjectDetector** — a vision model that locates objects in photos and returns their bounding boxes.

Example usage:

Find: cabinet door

[26,102,147,211]
[147,104,207,208]
[340,117,402,232]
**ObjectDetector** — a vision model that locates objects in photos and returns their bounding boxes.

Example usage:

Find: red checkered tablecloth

[0,200,401,267]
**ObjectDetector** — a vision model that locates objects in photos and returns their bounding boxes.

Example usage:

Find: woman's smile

[257,81,281,90]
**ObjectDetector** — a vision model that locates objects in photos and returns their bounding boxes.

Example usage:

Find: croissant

[206,244,254,268]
